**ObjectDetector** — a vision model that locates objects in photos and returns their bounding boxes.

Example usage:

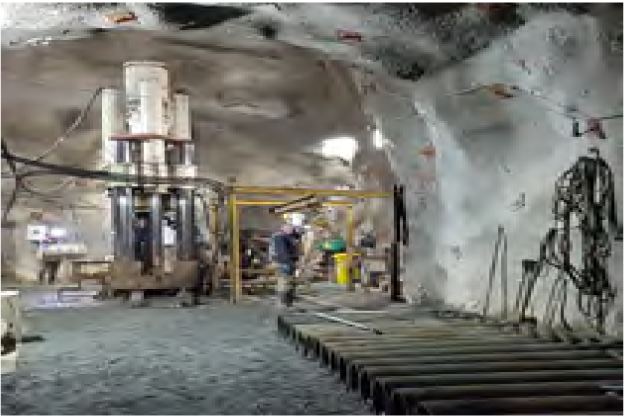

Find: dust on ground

[1,297,371,415]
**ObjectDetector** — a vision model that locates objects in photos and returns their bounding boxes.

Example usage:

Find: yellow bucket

[333,253,351,285]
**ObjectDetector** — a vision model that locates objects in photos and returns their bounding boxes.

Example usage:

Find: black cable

[399,185,408,246]
[520,149,620,334]
[16,88,103,173]
[1,140,23,222]
[2,147,224,191]
[2,142,224,223]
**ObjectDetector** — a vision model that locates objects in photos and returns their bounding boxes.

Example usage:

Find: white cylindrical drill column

[101,88,123,166]
[124,61,170,165]
[124,61,171,135]
[172,93,191,141]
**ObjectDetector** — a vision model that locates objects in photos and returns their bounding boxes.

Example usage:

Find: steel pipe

[296,324,519,342]
[111,187,135,260]
[390,380,625,415]
[321,332,527,347]
[371,369,623,414]
[149,193,164,269]
[322,339,572,368]
[179,143,194,165]
[343,349,614,385]
[500,410,624,417]
[311,325,518,340]
[332,342,620,373]
[311,312,382,334]
[418,394,623,415]
[316,332,522,349]
[308,331,525,358]
[358,358,619,399]
[320,334,542,365]
[114,140,132,165]
[176,188,195,260]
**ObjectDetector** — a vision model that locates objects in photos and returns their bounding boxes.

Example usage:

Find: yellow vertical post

[230,194,242,303]
[211,203,219,249]
[346,205,355,292]
[209,201,220,292]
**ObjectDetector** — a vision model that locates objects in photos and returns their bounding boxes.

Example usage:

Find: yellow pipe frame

[226,185,390,303]
[228,193,242,303]
[235,200,353,207]
[232,185,391,199]
[209,201,220,292]
[346,205,355,291]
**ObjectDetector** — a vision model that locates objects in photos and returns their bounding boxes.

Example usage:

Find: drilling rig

[102,61,199,293]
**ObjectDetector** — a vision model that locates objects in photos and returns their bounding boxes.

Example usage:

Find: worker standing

[37,238,61,285]
[134,218,151,274]
[270,224,299,307]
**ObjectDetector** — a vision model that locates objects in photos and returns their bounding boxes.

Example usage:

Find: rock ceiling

[1,3,621,210]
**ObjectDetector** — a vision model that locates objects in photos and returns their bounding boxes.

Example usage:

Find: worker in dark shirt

[134,218,151,274]
[270,224,300,307]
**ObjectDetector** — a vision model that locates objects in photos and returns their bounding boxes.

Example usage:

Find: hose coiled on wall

[518,148,621,334]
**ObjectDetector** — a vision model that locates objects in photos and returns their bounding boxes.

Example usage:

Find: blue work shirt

[270,232,298,266]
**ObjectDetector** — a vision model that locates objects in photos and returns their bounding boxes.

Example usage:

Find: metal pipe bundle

[277,309,623,415]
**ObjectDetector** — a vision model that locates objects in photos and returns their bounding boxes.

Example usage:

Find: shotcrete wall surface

[361,12,623,334]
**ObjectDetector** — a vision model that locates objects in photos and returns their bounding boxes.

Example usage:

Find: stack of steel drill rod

[277,309,623,415]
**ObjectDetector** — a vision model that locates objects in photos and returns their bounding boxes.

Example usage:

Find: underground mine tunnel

[0,2,623,415]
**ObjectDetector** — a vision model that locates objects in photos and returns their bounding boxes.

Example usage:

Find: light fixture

[26,225,47,242]
[372,129,385,149]
[49,227,67,238]
[320,136,358,162]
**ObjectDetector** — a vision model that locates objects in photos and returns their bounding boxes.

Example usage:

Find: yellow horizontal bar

[236,200,353,207]
[232,185,392,198]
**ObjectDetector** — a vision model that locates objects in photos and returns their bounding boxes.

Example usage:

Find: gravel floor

[1,298,371,415]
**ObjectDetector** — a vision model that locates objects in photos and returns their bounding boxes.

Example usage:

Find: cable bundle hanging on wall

[517,148,621,335]
[1,141,225,222]
[454,83,623,139]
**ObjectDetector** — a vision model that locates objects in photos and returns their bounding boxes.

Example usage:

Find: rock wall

[360,12,623,334]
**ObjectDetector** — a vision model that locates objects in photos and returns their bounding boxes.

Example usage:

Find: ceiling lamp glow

[49,227,67,238]
[320,136,358,162]
[372,128,385,149]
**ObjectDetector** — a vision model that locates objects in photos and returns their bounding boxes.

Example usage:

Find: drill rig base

[108,260,198,292]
